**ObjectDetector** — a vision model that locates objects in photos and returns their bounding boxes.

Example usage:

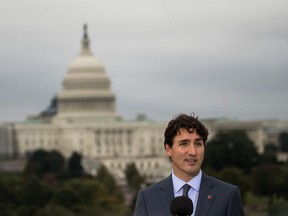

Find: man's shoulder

[141,175,172,194]
[202,173,238,190]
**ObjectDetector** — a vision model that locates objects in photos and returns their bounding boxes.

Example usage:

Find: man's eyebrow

[177,139,190,143]
[194,138,204,144]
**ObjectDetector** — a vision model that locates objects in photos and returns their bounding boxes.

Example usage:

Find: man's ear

[165,143,171,157]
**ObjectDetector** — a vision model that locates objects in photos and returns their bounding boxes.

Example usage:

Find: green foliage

[54,185,81,208]
[268,202,288,216]
[252,164,282,206]
[259,144,279,164]
[54,179,105,208]
[68,152,84,178]
[20,175,52,206]
[96,165,116,193]
[16,205,40,216]
[218,167,251,203]
[53,177,126,215]
[23,149,65,179]
[0,173,22,205]
[276,166,288,201]
[124,162,145,191]
[0,204,18,216]
[95,165,124,204]
[204,130,259,173]
[0,150,130,216]
[279,132,288,152]
[36,205,76,216]
[45,150,66,173]
[124,162,146,211]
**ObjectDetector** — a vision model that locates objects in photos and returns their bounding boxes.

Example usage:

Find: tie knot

[182,184,191,197]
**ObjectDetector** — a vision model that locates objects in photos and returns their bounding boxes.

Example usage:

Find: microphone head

[170,196,193,216]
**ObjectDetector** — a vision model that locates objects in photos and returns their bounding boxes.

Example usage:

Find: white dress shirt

[172,170,202,216]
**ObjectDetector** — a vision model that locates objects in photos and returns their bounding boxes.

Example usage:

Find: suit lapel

[158,175,174,216]
[195,174,217,216]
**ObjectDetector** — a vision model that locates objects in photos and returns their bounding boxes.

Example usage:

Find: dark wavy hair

[164,113,209,148]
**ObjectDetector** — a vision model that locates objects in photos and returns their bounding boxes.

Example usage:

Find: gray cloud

[0,0,287,122]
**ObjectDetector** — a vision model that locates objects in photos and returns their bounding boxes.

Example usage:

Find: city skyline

[1,0,288,122]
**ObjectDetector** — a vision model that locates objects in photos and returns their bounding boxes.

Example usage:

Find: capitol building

[1,25,288,183]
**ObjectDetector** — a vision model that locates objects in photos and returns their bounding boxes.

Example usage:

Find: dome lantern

[81,24,92,56]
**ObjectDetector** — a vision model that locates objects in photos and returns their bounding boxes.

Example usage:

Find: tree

[54,179,106,208]
[96,165,117,194]
[279,132,288,152]
[0,173,22,206]
[124,163,145,191]
[44,150,66,173]
[36,205,75,216]
[68,152,84,178]
[203,130,259,173]
[218,167,251,203]
[15,175,52,216]
[23,149,65,180]
[251,164,282,206]
[0,173,22,216]
[20,175,52,206]
[259,143,278,165]
[277,166,288,201]
[54,185,81,209]
[96,165,124,204]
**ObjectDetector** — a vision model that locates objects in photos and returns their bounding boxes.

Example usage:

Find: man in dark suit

[133,113,244,216]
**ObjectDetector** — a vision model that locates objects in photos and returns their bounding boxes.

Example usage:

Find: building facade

[1,25,288,183]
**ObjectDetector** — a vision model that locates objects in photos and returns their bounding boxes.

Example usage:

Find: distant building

[0,123,15,159]
[0,25,288,183]
[276,151,288,163]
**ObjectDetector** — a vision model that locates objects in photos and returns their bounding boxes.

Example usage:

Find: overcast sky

[1,0,287,123]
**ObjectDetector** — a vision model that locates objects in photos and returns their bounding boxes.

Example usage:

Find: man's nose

[188,144,197,155]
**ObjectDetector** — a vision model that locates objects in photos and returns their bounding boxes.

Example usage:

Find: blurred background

[1,0,288,122]
[0,1,288,215]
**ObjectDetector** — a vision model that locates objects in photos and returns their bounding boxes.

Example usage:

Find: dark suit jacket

[133,173,244,216]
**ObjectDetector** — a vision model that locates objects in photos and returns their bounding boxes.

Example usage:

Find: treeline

[0,150,134,216]
[1,130,288,215]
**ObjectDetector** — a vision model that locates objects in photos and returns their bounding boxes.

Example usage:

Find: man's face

[165,128,205,182]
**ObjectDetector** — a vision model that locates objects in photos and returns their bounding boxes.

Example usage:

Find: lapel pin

[207,195,212,200]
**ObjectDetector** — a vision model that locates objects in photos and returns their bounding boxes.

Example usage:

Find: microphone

[170,196,193,216]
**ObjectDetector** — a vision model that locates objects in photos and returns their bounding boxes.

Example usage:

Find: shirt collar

[172,169,202,194]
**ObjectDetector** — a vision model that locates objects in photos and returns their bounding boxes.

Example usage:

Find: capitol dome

[64,53,109,84]
[54,25,119,124]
